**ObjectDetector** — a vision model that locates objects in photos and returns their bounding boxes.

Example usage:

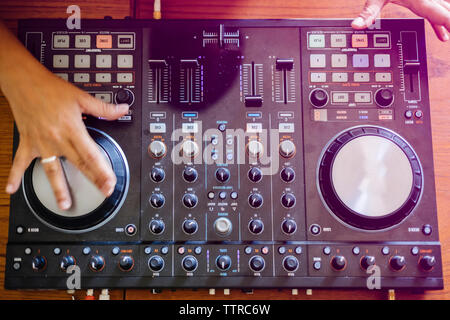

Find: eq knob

[148,140,167,159]
[89,255,105,272]
[279,140,296,158]
[60,255,76,271]
[360,256,376,270]
[149,219,165,235]
[248,167,263,183]
[182,219,199,235]
[182,255,198,272]
[150,167,165,183]
[309,88,328,108]
[375,88,394,108]
[281,219,297,235]
[119,255,134,271]
[281,193,296,208]
[214,217,233,236]
[183,166,198,183]
[31,256,47,271]
[149,193,165,208]
[216,255,232,271]
[419,255,436,271]
[182,193,198,208]
[283,255,299,272]
[390,255,406,271]
[115,88,134,105]
[182,140,199,158]
[331,256,347,271]
[248,219,264,235]
[280,167,295,183]
[249,256,265,272]
[247,140,264,158]
[248,193,263,208]
[215,167,230,183]
[148,255,164,272]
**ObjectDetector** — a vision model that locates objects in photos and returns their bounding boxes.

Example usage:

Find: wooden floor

[0,0,449,300]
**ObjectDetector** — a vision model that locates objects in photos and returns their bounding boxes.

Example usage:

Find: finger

[437,0,450,11]
[6,142,35,194]
[431,23,450,41]
[407,0,450,31]
[352,0,389,29]
[40,156,72,210]
[78,92,129,121]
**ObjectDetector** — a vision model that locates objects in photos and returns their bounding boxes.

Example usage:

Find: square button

[332,72,348,82]
[95,93,112,103]
[117,55,133,68]
[95,73,112,83]
[374,54,391,67]
[96,55,112,68]
[310,54,326,68]
[75,35,91,48]
[74,73,90,83]
[332,92,349,103]
[353,54,369,68]
[53,35,69,48]
[374,34,390,48]
[74,55,90,68]
[353,72,370,82]
[375,72,392,82]
[310,72,326,82]
[330,34,346,48]
[352,34,368,48]
[54,73,69,81]
[331,54,347,68]
[96,35,112,49]
[117,73,133,83]
[117,35,134,49]
[53,55,69,68]
[309,34,325,48]
[355,92,371,103]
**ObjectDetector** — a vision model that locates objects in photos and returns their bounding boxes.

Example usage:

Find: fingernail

[5,184,15,194]
[59,199,71,210]
[443,33,449,41]
[352,17,365,28]
[102,180,115,196]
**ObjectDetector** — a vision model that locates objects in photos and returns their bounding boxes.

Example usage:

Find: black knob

[90,255,105,272]
[331,256,347,271]
[216,255,232,271]
[248,167,262,183]
[150,167,165,183]
[183,166,198,183]
[31,256,47,271]
[248,219,264,235]
[248,193,263,208]
[60,255,76,271]
[182,255,198,272]
[280,167,295,183]
[281,193,296,208]
[390,255,406,271]
[149,219,165,235]
[149,193,165,208]
[115,88,134,105]
[283,255,299,272]
[249,256,265,272]
[360,256,376,270]
[119,255,134,271]
[182,219,198,235]
[215,167,230,183]
[281,219,297,234]
[148,255,164,272]
[375,88,394,108]
[309,88,328,108]
[182,193,198,208]
[419,255,436,271]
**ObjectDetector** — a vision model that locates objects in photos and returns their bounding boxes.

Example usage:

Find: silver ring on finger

[41,155,58,164]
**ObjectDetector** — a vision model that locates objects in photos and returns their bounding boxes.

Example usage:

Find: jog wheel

[22,127,129,233]
[318,126,423,230]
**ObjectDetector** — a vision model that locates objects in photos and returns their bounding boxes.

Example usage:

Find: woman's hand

[0,22,129,210]
[352,0,450,41]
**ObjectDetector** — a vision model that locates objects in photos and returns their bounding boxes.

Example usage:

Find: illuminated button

[117,73,133,83]
[278,123,294,133]
[75,35,91,48]
[182,123,199,133]
[53,35,69,48]
[353,72,370,82]
[94,93,112,103]
[331,54,347,68]
[309,34,325,48]
[117,55,133,68]
[374,54,391,68]
[373,34,390,48]
[74,73,90,83]
[53,55,69,68]
[74,55,90,68]
[95,73,111,83]
[332,72,348,82]
[311,72,326,83]
[310,54,326,68]
[352,34,368,48]
[246,123,262,133]
[354,92,371,103]
[117,34,134,48]
[149,123,166,133]
[375,72,392,82]
[353,54,369,68]
[96,55,112,68]
[331,34,346,48]
[96,34,112,48]
[332,92,349,103]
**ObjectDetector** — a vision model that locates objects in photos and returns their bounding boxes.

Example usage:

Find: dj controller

[4,18,443,290]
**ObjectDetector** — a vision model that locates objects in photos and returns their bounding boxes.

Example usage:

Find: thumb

[80,93,129,121]
[352,0,389,29]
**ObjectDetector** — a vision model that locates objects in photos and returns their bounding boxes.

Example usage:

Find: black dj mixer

[4,18,443,290]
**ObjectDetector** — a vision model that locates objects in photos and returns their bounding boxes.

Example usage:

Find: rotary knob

[248,193,263,208]
[149,193,165,208]
[247,140,264,158]
[150,167,165,183]
[148,140,167,159]
[31,256,47,271]
[148,255,164,272]
[119,255,134,271]
[280,167,295,183]
[182,219,198,235]
[183,166,198,183]
[249,256,265,272]
[375,88,394,108]
[390,255,406,271]
[60,255,76,271]
[309,88,329,108]
[248,219,264,235]
[115,88,134,105]
[216,255,232,271]
[279,140,296,158]
[248,167,263,183]
[214,217,232,236]
[281,219,297,235]
[331,256,347,271]
[89,255,105,272]
[149,219,165,235]
[283,255,299,272]
[182,193,198,208]
[360,255,376,270]
[182,140,199,158]
[281,192,296,208]
[419,255,436,271]
[215,167,230,183]
[182,255,198,272]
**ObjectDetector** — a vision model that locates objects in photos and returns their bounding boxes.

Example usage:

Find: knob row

[309,88,394,108]
[32,255,134,272]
